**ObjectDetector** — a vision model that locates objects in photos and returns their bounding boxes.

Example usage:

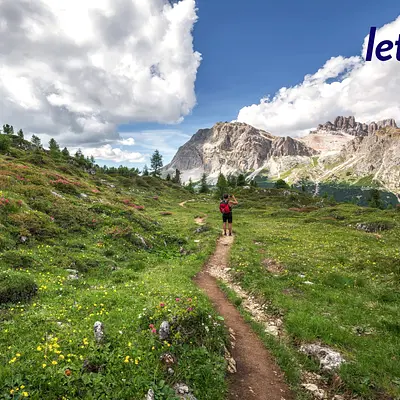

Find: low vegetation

[1,127,400,399]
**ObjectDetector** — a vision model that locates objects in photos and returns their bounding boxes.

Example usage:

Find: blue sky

[115,0,400,169]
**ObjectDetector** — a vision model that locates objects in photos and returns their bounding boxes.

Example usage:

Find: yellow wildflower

[42,364,47,368]
[52,361,58,365]
[22,392,29,397]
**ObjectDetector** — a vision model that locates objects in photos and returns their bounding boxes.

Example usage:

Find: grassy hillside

[1,138,400,399]
[0,149,228,399]
[227,191,400,399]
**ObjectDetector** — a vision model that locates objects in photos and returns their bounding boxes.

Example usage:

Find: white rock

[301,383,326,399]
[300,344,345,371]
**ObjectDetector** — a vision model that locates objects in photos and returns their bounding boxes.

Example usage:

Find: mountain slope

[164,122,316,182]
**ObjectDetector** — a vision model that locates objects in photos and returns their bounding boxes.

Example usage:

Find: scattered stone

[173,383,198,399]
[301,383,326,399]
[224,346,237,373]
[94,321,105,344]
[160,352,176,366]
[179,247,188,256]
[298,274,306,278]
[174,383,189,395]
[332,395,344,400]
[167,367,174,375]
[355,222,394,233]
[136,235,147,247]
[195,225,209,234]
[303,281,314,285]
[80,193,88,199]
[67,273,79,280]
[20,236,28,243]
[51,191,64,198]
[159,321,170,340]
[194,240,200,243]
[146,389,155,400]
[265,325,279,336]
[300,344,345,371]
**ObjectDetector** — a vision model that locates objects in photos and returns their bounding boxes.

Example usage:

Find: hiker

[220,193,238,236]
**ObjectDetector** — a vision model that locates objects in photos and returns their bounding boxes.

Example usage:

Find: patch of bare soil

[262,258,286,275]
[194,236,293,400]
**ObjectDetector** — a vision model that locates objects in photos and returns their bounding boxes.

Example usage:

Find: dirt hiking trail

[194,235,293,400]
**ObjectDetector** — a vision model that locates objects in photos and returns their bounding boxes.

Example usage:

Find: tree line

[0,123,259,194]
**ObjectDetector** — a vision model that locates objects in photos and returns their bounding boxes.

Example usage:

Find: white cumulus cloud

[81,144,145,163]
[0,0,201,145]
[118,137,136,146]
[236,15,400,136]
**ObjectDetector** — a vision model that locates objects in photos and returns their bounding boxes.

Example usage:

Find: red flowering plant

[121,199,145,211]
[0,196,23,214]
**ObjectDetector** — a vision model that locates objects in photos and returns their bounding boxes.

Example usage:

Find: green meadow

[1,140,399,399]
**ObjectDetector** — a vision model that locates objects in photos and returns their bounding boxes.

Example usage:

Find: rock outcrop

[310,116,397,137]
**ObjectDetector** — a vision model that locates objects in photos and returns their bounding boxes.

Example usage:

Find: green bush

[0,270,38,304]
[2,250,37,269]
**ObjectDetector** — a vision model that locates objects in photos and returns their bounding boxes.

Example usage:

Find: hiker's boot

[224,231,227,236]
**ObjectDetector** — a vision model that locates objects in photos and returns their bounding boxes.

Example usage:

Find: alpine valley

[163,116,400,196]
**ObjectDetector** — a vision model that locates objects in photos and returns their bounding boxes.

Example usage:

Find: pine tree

[172,169,181,185]
[186,178,195,193]
[199,173,209,193]
[216,172,228,198]
[0,135,11,152]
[17,129,24,139]
[166,173,171,181]
[2,124,14,135]
[61,147,70,159]
[31,135,42,149]
[368,189,382,209]
[227,174,237,188]
[142,165,149,176]
[49,138,61,158]
[236,174,246,187]
[150,149,163,177]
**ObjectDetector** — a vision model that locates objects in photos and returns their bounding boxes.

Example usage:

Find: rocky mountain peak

[310,116,397,137]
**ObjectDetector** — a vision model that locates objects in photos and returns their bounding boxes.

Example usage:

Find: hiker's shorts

[222,212,232,223]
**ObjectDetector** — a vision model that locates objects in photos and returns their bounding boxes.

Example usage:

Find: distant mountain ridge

[164,116,400,195]
[310,116,397,137]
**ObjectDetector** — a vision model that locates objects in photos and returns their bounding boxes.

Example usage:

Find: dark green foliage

[227,174,237,188]
[236,174,246,187]
[0,135,11,152]
[199,173,209,193]
[368,189,383,209]
[31,135,42,149]
[172,168,181,185]
[2,250,38,269]
[142,164,149,176]
[216,172,228,198]
[186,178,195,193]
[0,270,37,304]
[274,179,289,189]
[150,149,163,177]
[2,124,14,135]
[49,138,61,159]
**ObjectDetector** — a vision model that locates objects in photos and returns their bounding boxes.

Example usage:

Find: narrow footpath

[194,235,293,400]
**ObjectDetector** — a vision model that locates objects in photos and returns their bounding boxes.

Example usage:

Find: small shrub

[2,250,37,269]
[0,270,38,304]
